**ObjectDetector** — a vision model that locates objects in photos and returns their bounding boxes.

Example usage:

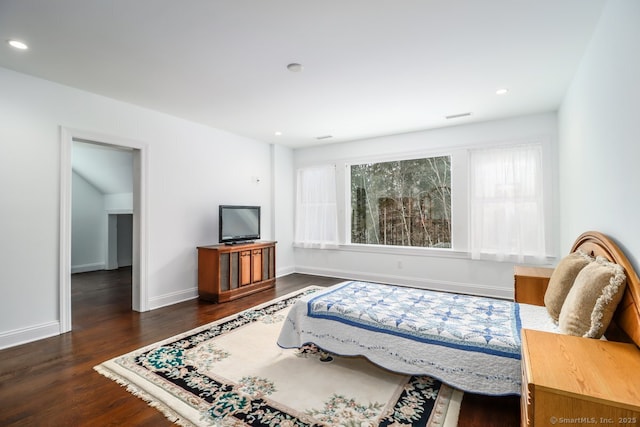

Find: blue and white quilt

[277,281,558,396]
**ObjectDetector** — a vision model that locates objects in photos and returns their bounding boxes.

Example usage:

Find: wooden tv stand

[197,241,276,303]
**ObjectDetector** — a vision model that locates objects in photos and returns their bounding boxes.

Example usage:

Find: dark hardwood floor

[0,269,519,426]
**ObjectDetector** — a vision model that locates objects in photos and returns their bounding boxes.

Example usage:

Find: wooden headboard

[570,231,640,347]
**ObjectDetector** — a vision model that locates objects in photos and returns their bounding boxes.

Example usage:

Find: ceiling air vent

[316,135,333,140]
[445,112,472,119]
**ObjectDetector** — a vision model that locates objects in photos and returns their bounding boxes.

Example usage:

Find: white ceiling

[0,1,606,148]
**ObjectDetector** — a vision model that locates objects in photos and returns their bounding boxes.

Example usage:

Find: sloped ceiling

[0,0,606,148]
[72,141,133,195]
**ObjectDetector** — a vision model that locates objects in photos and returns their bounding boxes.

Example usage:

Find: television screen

[219,205,260,244]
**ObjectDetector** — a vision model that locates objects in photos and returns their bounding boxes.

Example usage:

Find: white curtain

[294,165,339,248]
[469,143,545,262]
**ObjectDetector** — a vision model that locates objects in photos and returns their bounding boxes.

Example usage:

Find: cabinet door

[252,249,262,283]
[239,251,251,286]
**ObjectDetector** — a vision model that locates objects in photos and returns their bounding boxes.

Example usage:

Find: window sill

[335,243,468,259]
[294,242,556,264]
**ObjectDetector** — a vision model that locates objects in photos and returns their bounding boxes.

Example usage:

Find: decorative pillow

[544,250,592,321]
[558,256,627,338]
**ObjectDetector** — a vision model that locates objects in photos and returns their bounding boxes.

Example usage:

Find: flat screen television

[219,205,261,244]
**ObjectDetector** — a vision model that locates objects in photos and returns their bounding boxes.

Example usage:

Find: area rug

[95,286,463,426]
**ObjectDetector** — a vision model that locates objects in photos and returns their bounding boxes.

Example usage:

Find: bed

[277,231,640,396]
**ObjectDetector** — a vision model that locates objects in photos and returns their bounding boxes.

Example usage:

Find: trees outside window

[350,156,451,248]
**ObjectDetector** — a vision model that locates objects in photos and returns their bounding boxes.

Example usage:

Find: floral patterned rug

[95,287,462,426]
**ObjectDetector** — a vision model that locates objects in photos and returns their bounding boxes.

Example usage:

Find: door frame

[59,127,149,333]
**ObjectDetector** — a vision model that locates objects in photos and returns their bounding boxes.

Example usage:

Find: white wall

[558,0,640,272]
[72,171,134,273]
[71,171,106,272]
[272,144,296,276]
[293,113,559,298]
[0,66,293,348]
[104,193,133,211]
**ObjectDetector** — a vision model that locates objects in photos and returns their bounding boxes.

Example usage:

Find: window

[294,165,339,248]
[469,143,545,262]
[350,156,451,248]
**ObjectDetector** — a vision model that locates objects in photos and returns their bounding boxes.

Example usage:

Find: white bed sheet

[277,282,559,396]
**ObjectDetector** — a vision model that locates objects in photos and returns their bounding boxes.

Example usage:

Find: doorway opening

[107,213,133,270]
[60,128,148,333]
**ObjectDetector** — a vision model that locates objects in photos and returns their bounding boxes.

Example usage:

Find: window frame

[344,150,457,253]
[294,136,555,263]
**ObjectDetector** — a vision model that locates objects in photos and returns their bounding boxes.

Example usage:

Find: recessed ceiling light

[496,88,509,95]
[286,63,303,73]
[8,39,28,50]
[274,131,282,136]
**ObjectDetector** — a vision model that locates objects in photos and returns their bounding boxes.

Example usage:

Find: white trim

[338,243,467,259]
[133,144,150,312]
[294,266,514,300]
[0,321,61,350]
[60,127,150,334]
[59,127,73,333]
[276,266,296,277]
[71,263,106,274]
[321,243,555,265]
[106,208,134,214]
[148,288,198,310]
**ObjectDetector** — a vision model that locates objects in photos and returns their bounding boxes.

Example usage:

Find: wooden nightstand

[514,266,553,305]
[521,329,640,426]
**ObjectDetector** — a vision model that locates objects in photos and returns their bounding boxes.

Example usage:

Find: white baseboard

[0,321,61,350]
[71,262,106,274]
[276,265,295,278]
[293,266,514,300]
[148,287,199,310]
